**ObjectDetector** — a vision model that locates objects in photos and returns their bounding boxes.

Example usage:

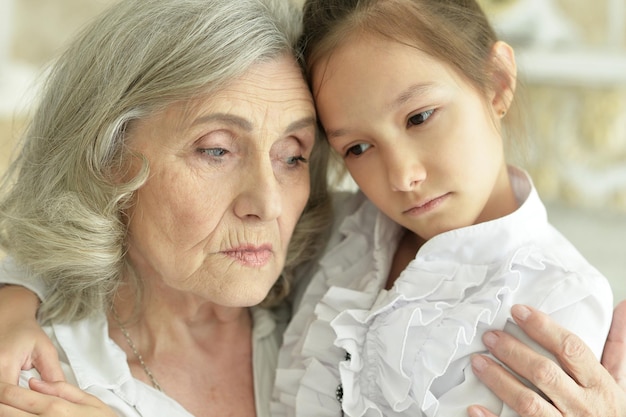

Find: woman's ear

[489,41,517,117]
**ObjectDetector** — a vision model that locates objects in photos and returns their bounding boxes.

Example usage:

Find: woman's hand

[0,286,64,384]
[468,303,626,417]
[0,379,117,417]
[603,301,626,391]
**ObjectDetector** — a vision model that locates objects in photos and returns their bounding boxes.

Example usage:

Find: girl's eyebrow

[325,126,351,142]
[389,82,436,110]
[326,83,437,142]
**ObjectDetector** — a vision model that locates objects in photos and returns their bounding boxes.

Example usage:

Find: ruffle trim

[272,199,398,416]
[329,247,556,417]
[272,193,558,417]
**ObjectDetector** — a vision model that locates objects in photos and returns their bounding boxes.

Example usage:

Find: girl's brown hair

[298,0,526,158]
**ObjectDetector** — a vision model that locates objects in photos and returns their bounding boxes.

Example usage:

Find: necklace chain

[112,308,163,392]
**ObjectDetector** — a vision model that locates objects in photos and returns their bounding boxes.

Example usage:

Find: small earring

[500,109,506,117]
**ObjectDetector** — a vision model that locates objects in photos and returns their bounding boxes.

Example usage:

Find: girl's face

[124,55,316,307]
[313,35,516,241]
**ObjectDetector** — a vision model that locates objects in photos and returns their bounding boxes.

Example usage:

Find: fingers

[480,306,600,410]
[470,354,561,417]
[30,348,65,383]
[0,361,22,385]
[0,380,117,417]
[0,403,35,417]
[602,300,626,391]
[508,305,602,388]
[29,380,118,416]
[0,336,64,385]
[472,304,626,417]
[0,285,60,385]
[0,382,47,415]
[467,405,497,417]
[28,380,95,406]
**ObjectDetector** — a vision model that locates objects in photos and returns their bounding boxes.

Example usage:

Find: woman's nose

[233,158,282,221]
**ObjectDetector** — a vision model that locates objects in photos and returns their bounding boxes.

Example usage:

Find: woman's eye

[345,143,371,157]
[286,155,309,166]
[407,109,435,127]
[200,148,228,157]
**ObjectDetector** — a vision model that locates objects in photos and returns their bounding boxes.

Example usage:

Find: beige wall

[556,0,624,46]
[8,0,620,82]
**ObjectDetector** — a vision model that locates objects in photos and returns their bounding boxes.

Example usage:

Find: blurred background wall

[0,0,624,302]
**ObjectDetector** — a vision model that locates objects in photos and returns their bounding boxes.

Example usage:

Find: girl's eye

[407,109,435,127]
[286,155,309,166]
[345,143,371,157]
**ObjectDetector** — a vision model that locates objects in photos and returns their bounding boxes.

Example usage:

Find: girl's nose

[386,148,426,192]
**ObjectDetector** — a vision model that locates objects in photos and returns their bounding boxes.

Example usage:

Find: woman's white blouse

[16,306,287,417]
[272,167,613,417]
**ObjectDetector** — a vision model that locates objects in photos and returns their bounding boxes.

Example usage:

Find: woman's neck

[108,277,255,416]
[109,276,252,356]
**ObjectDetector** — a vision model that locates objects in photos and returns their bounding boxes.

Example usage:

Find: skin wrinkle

[117,57,315,320]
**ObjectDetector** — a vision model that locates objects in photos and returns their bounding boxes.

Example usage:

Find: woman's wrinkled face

[124,55,316,307]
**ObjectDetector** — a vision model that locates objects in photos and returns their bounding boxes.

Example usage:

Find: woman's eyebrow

[192,114,316,135]
[192,113,253,131]
[284,116,317,134]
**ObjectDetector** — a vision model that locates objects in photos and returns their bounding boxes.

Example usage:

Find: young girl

[272,0,613,416]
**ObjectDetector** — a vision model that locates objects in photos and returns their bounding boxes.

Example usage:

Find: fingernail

[471,354,488,372]
[28,378,45,386]
[512,304,531,322]
[483,331,499,348]
[468,406,486,417]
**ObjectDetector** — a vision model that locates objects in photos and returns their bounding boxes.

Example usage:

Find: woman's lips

[222,245,273,267]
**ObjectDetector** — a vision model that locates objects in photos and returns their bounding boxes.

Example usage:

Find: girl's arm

[468,303,626,417]
[0,379,117,417]
[0,285,63,384]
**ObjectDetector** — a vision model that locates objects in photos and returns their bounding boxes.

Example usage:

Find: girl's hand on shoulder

[468,303,626,417]
[0,379,117,417]
[0,285,64,384]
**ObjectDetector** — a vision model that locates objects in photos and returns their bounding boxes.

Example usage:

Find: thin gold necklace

[111,307,163,392]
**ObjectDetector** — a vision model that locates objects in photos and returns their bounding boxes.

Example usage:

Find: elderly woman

[0,0,331,415]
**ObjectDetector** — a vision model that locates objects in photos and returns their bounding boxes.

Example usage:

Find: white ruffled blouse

[272,167,613,417]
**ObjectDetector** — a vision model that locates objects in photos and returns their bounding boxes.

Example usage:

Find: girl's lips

[404,193,450,216]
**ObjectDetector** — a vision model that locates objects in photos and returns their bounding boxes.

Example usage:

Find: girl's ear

[489,41,517,117]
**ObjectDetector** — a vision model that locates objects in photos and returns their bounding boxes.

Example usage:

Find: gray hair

[0,0,332,324]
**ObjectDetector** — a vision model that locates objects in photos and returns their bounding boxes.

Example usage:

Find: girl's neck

[386,229,424,289]
[476,165,519,224]
[385,168,520,290]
